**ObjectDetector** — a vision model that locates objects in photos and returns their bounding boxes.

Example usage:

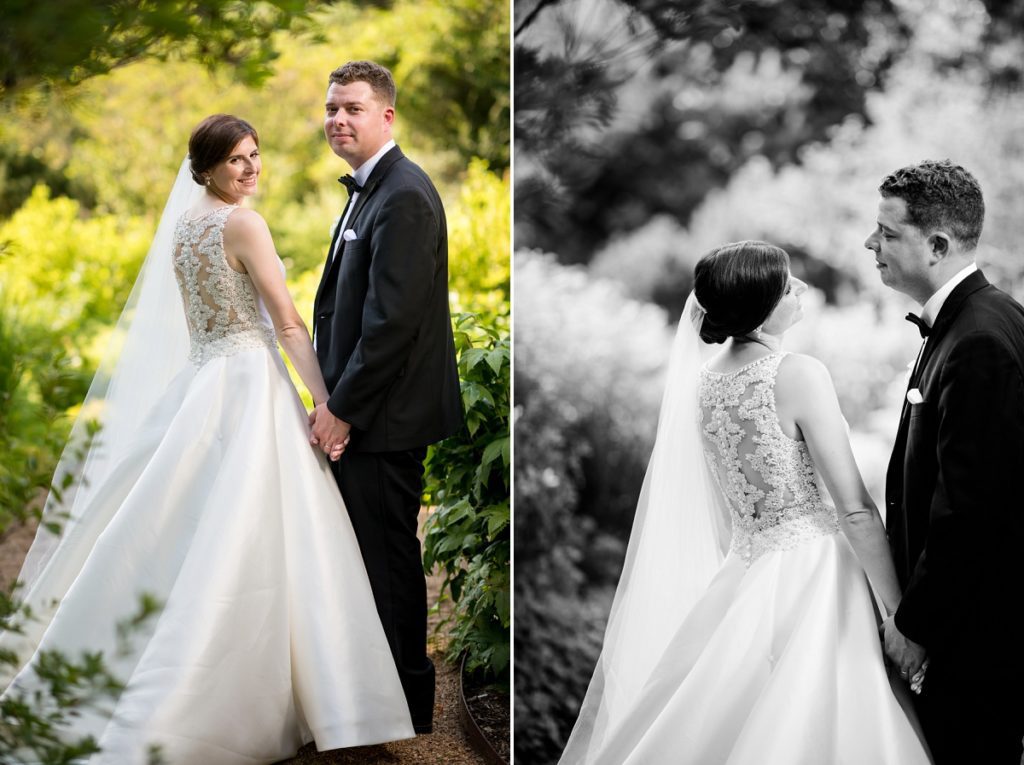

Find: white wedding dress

[1,204,414,763]
[564,352,931,764]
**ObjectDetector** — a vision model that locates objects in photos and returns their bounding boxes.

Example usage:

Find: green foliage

[422,312,510,681]
[0,186,151,336]
[377,0,511,171]
[0,297,90,532]
[447,159,511,315]
[0,0,509,221]
[0,186,148,530]
[0,589,164,764]
[0,0,317,96]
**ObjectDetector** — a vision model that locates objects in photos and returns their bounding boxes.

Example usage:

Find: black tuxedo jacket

[312,145,463,453]
[886,270,1024,660]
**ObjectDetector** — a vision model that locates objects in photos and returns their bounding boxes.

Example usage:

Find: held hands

[880,615,928,694]
[308,403,351,462]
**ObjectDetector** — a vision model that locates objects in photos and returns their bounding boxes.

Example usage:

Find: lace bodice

[172,206,277,366]
[699,352,839,564]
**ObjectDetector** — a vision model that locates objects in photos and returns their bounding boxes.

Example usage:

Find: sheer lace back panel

[172,206,277,366]
[699,353,839,564]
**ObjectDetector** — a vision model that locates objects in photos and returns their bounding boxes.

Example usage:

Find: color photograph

[0,1,509,762]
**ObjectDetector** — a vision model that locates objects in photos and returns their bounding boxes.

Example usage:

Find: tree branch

[515,0,560,39]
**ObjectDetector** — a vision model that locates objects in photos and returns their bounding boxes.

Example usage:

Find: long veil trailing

[2,159,202,672]
[559,292,731,763]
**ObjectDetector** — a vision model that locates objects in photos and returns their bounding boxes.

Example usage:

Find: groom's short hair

[329,61,397,107]
[879,160,985,250]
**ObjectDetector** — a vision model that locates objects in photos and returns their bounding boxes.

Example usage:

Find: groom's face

[324,81,395,169]
[865,196,932,303]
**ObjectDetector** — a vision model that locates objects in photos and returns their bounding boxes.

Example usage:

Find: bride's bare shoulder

[776,352,837,397]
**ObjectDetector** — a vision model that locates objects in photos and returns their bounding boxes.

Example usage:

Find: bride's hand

[329,437,349,461]
[308,403,352,461]
[881,615,927,680]
[909,658,929,695]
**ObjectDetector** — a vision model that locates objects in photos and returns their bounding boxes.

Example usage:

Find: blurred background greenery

[513,0,1024,761]
[0,0,509,695]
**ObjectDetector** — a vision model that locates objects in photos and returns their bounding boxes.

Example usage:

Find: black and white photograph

[514,0,1024,763]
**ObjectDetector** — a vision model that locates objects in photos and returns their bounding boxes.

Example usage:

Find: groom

[309,60,463,734]
[867,160,1024,763]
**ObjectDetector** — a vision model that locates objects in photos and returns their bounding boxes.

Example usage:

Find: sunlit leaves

[422,311,510,680]
[0,0,317,96]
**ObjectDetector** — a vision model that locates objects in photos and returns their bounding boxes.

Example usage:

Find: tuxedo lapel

[313,146,407,312]
[314,204,349,312]
[343,176,381,232]
[344,146,405,230]
[888,271,991,510]
[912,270,990,386]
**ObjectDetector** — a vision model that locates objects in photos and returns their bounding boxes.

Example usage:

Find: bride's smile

[206,135,262,202]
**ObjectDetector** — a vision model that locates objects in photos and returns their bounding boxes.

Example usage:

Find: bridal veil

[3,159,202,669]
[558,292,731,763]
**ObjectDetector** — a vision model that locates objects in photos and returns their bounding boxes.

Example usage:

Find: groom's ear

[927,232,951,262]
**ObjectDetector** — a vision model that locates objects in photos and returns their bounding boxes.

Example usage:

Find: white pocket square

[342,228,358,241]
[906,388,924,405]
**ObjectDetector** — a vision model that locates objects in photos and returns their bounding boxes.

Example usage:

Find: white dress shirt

[920,262,978,327]
[330,139,396,264]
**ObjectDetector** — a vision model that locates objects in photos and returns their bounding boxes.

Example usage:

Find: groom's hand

[309,404,352,461]
[881,615,927,681]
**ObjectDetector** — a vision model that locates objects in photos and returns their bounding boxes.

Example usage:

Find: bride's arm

[222,209,330,407]
[776,354,902,616]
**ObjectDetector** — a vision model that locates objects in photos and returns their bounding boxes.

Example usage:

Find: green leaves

[0,0,320,97]
[0,590,165,763]
[0,293,91,533]
[422,311,510,681]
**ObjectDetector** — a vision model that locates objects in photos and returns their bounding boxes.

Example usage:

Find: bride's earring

[204,176,211,186]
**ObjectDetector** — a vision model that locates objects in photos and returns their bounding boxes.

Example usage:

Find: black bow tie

[905,312,931,338]
[338,174,364,195]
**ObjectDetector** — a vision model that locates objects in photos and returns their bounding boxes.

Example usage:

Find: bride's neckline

[703,351,784,377]
[183,204,238,223]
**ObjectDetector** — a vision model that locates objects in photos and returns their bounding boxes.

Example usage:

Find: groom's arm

[896,331,1024,647]
[326,183,440,428]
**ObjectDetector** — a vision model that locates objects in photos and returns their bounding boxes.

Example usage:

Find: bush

[422,311,510,681]
[513,252,673,763]
[447,159,511,316]
[0,186,151,337]
[0,297,90,531]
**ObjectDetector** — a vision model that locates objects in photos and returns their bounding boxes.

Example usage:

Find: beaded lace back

[172,205,276,366]
[699,352,839,563]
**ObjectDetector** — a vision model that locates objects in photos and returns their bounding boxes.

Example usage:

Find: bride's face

[762,274,807,336]
[207,135,261,202]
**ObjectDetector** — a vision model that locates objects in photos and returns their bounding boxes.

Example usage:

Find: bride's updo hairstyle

[693,240,790,345]
[188,114,259,186]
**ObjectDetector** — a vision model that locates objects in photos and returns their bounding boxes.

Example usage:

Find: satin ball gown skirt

[1,346,414,764]
[582,533,932,765]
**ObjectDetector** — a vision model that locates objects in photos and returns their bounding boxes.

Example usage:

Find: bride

[0,115,415,763]
[558,241,932,764]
